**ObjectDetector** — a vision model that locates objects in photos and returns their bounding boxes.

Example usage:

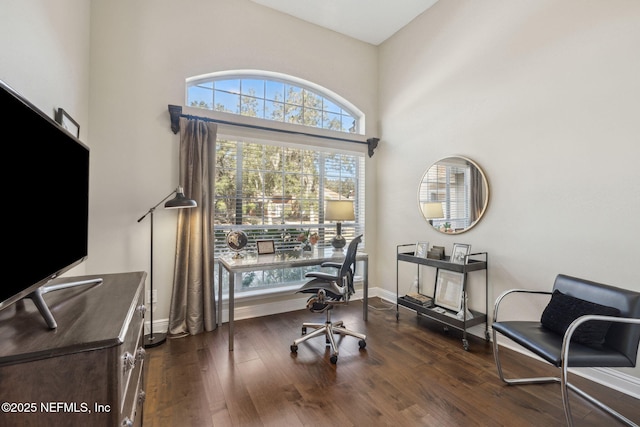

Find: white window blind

[214,130,365,294]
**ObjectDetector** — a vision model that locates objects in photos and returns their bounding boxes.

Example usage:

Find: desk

[218,249,369,351]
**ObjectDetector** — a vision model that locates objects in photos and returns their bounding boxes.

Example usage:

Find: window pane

[265,101,284,121]
[241,79,264,98]
[285,104,303,125]
[323,98,341,114]
[265,80,284,101]
[323,111,343,131]
[187,84,213,109]
[241,95,264,118]
[285,84,303,105]
[215,90,240,114]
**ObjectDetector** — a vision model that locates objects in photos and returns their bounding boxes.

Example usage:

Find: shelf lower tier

[397,296,487,330]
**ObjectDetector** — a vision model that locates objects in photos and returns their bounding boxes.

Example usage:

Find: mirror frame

[418,156,489,235]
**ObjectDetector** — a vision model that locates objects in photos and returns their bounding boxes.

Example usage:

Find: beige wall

[378,0,640,382]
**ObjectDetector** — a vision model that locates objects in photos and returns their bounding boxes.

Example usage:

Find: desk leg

[228,271,235,351]
[363,258,368,321]
[217,266,223,327]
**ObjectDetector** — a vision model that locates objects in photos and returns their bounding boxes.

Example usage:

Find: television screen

[0,80,89,314]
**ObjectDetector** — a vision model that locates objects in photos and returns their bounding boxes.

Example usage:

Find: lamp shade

[325,200,355,221]
[422,202,443,219]
[165,186,197,209]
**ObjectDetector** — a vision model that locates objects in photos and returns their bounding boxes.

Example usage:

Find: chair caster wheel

[290,344,298,353]
[330,355,338,364]
[359,340,366,349]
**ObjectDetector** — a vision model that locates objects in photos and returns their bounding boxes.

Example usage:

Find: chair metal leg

[291,306,366,364]
[492,329,559,385]
[493,329,639,427]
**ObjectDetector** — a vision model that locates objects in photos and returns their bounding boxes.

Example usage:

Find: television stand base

[26,278,103,328]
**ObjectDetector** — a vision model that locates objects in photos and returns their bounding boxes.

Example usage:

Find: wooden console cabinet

[0,271,147,427]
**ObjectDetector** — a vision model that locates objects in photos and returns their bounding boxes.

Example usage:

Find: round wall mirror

[418,156,489,234]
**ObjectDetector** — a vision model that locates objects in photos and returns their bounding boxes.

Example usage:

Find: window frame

[186,70,365,135]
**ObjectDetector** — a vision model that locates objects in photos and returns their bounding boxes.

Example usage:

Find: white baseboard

[147,286,640,399]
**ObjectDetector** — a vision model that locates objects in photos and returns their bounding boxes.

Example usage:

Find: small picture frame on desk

[434,270,464,312]
[451,243,471,264]
[256,240,275,255]
[415,241,429,258]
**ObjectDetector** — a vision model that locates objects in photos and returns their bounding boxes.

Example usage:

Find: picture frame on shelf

[451,243,471,264]
[415,241,429,258]
[256,240,276,255]
[434,270,464,312]
[55,108,80,138]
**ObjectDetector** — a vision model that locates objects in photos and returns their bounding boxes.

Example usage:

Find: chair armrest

[562,314,640,357]
[493,289,552,323]
[321,262,341,269]
[560,315,640,377]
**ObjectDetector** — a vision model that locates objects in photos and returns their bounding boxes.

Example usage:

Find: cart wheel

[395,312,400,321]
[359,340,366,349]
[462,339,469,351]
[330,355,338,364]
[290,344,298,353]
[485,330,491,341]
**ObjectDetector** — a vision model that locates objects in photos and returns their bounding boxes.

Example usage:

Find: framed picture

[451,243,471,264]
[256,240,276,255]
[434,270,464,312]
[55,108,80,138]
[415,241,429,258]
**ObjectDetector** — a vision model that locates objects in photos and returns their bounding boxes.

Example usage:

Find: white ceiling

[249,0,439,46]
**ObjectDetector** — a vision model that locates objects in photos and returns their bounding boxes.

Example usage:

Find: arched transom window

[186,70,363,134]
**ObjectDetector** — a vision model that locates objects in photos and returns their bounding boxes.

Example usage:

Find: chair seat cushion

[540,290,620,347]
[492,321,634,368]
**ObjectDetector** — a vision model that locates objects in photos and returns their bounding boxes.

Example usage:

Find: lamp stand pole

[137,187,197,348]
[144,207,165,348]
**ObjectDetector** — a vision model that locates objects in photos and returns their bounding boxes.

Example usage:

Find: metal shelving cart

[396,244,489,350]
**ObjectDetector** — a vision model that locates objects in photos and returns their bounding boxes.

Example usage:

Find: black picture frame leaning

[256,240,276,255]
[55,108,80,138]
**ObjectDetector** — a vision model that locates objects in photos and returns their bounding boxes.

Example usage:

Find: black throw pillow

[540,290,620,347]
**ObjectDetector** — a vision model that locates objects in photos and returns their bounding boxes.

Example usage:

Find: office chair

[290,235,366,364]
[492,274,640,427]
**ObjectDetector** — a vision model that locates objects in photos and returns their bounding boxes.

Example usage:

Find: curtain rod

[168,105,378,157]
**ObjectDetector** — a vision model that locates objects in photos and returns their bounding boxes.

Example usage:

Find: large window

[214,135,365,295]
[188,71,367,296]
[187,71,364,134]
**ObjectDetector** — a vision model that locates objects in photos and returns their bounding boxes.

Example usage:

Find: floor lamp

[137,186,197,348]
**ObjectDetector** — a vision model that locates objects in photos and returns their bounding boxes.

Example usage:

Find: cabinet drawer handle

[122,352,135,371]
[136,346,146,362]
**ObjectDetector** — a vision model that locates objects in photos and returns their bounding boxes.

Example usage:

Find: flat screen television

[0,79,100,328]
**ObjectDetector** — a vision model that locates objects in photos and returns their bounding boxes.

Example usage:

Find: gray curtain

[168,117,217,336]
[469,166,483,223]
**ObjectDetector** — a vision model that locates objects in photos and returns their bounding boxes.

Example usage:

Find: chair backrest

[553,274,640,365]
[340,235,362,292]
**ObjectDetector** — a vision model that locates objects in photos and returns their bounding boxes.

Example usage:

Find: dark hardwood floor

[143,298,638,426]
